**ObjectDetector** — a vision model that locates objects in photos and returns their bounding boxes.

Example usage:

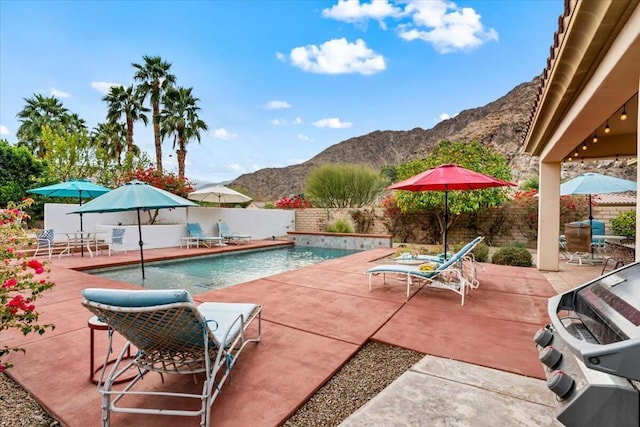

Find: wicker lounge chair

[187,222,225,247]
[366,236,484,305]
[81,288,262,427]
[217,222,251,244]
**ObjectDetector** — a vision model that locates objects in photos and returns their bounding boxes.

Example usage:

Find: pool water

[88,246,360,295]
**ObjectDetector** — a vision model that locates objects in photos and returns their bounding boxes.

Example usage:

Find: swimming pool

[88,246,361,295]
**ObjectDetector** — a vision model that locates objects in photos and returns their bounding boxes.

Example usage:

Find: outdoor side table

[88,316,135,384]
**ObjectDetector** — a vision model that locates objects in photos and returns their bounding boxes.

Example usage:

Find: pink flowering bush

[0,199,55,372]
[275,195,312,209]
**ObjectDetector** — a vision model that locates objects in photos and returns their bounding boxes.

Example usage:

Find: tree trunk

[126,117,134,153]
[177,134,187,178]
[153,100,162,174]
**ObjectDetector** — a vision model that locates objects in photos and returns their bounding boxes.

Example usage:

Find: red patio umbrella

[388,164,515,258]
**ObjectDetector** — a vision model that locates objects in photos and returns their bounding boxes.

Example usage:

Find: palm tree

[102,85,149,153]
[16,94,70,157]
[133,55,176,174]
[92,121,127,165]
[160,87,208,178]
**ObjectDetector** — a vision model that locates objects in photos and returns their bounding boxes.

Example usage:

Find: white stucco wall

[42,203,295,248]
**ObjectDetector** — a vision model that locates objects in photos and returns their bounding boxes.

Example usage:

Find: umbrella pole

[79,194,84,257]
[589,194,594,259]
[443,191,448,259]
[137,209,145,280]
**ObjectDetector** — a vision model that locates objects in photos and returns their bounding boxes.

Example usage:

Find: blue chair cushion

[82,288,195,307]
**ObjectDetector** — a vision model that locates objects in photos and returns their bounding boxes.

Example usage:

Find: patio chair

[564,222,594,265]
[366,236,484,305]
[81,288,262,427]
[218,221,252,244]
[105,227,127,256]
[34,229,55,259]
[187,222,225,247]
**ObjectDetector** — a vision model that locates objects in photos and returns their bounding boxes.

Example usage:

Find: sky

[0,0,563,185]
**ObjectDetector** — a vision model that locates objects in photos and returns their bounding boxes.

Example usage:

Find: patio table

[58,231,106,258]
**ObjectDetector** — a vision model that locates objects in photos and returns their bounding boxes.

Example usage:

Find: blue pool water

[88,246,360,295]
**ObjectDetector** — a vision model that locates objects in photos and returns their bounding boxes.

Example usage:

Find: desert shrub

[491,243,532,267]
[325,218,354,233]
[451,241,489,262]
[610,210,636,238]
[349,208,376,234]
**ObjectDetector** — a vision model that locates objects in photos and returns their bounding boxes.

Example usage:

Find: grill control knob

[547,370,574,398]
[540,346,562,368]
[534,328,553,347]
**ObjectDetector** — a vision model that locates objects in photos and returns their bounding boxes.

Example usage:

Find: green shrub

[472,242,489,262]
[450,241,489,262]
[325,218,354,233]
[491,243,532,267]
[610,210,636,238]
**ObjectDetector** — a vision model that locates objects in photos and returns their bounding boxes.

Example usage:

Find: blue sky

[0,0,562,184]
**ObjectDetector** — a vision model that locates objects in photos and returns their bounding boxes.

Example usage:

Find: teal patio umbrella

[28,179,111,256]
[560,172,637,255]
[70,180,197,278]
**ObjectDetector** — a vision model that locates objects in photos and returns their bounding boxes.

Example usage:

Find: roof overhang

[524,0,640,162]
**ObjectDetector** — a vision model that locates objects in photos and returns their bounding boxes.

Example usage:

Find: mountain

[228,76,611,201]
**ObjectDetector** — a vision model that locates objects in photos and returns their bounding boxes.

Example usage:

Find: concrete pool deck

[2,240,603,426]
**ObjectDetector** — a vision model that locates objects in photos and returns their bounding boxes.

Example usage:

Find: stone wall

[294,204,635,247]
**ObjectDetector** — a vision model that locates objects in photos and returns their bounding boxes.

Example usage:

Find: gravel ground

[0,341,422,427]
[0,373,59,427]
[283,341,425,427]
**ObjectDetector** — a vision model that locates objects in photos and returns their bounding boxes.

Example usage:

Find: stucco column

[636,75,640,261]
[538,162,561,270]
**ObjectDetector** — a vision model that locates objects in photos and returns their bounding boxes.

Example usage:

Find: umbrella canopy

[28,179,111,256]
[188,185,252,206]
[27,179,111,200]
[560,172,637,254]
[388,164,515,257]
[560,172,637,196]
[70,180,197,278]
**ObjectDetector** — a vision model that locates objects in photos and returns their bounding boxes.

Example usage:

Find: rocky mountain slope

[229,76,622,201]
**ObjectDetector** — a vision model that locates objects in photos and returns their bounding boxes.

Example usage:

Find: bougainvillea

[122,167,194,198]
[0,199,55,372]
[511,190,590,240]
[275,195,312,209]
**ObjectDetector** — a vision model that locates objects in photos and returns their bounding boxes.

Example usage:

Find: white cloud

[264,100,292,110]
[294,117,302,125]
[438,113,450,122]
[312,117,352,129]
[252,164,261,172]
[0,125,9,135]
[91,81,122,95]
[271,119,286,126]
[275,51,286,62]
[49,88,70,98]
[297,134,312,141]
[290,38,385,75]
[227,163,245,174]
[399,1,498,53]
[211,128,237,140]
[322,0,403,29]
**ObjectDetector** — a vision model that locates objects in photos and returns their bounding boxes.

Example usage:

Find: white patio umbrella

[188,185,252,206]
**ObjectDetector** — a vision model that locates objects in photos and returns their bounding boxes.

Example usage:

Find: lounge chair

[81,288,262,427]
[34,229,55,259]
[218,221,251,244]
[366,236,484,305]
[187,222,225,247]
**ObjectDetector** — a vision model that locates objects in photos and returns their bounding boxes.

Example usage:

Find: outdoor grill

[534,261,640,426]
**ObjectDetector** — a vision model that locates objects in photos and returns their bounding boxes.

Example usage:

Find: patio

[2,240,603,426]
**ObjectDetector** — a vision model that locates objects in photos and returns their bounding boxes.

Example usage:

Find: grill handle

[548,293,640,381]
